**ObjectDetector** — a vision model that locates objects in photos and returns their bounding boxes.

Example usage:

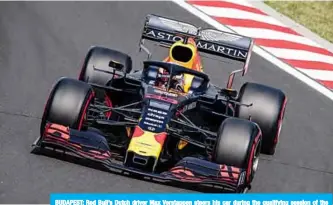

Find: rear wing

[139,14,254,76]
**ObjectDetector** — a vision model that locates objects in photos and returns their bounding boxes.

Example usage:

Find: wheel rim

[252,140,261,176]
[252,152,259,174]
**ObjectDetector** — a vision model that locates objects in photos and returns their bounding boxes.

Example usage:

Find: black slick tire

[236,82,287,155]
[40,77,94,136]
[213,118,262,184]
[79,46,132,86]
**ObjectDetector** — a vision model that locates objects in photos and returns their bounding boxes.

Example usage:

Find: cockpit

[142,61,209,95]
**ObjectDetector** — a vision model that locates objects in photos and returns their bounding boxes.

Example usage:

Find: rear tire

[79,46,132,86]
[40,77,94,136]
[236,82,287,155]
[213,118,262,183]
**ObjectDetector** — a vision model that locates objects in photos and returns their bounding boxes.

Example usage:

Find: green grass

[264,1,333,43]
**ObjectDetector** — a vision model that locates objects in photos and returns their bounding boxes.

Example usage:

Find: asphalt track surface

[0,1,332,203]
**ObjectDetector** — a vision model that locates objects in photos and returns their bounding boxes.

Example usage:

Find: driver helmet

[161,38,203,93]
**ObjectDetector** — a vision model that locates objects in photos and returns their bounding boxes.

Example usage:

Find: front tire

[213,118,262,184]
[40,77,94,136]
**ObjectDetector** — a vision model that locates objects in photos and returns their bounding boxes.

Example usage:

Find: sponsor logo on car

[154,88,178,97]
[143,29,248,59]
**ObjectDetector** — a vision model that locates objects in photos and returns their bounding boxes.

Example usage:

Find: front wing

[32,123,250,193]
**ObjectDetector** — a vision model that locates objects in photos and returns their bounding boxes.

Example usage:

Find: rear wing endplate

[139,14,254,76]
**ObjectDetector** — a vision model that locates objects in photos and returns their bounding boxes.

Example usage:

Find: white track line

[296,68,333,81]
[173,0,333,101]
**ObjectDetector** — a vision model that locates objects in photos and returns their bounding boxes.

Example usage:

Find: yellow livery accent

[168,41,196,68]
[183,74,195,93]
[127,130,164,159]
[126,127,132,137]
[177,140,188,150]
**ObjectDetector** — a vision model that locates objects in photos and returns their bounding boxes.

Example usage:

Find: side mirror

[109,60,124,71]
[220,88,238,98]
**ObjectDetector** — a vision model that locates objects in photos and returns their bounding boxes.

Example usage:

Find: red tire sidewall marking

[246,127,262,183]
[78,91,95,130]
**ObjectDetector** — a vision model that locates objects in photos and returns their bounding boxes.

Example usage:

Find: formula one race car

[32,14,287,193]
